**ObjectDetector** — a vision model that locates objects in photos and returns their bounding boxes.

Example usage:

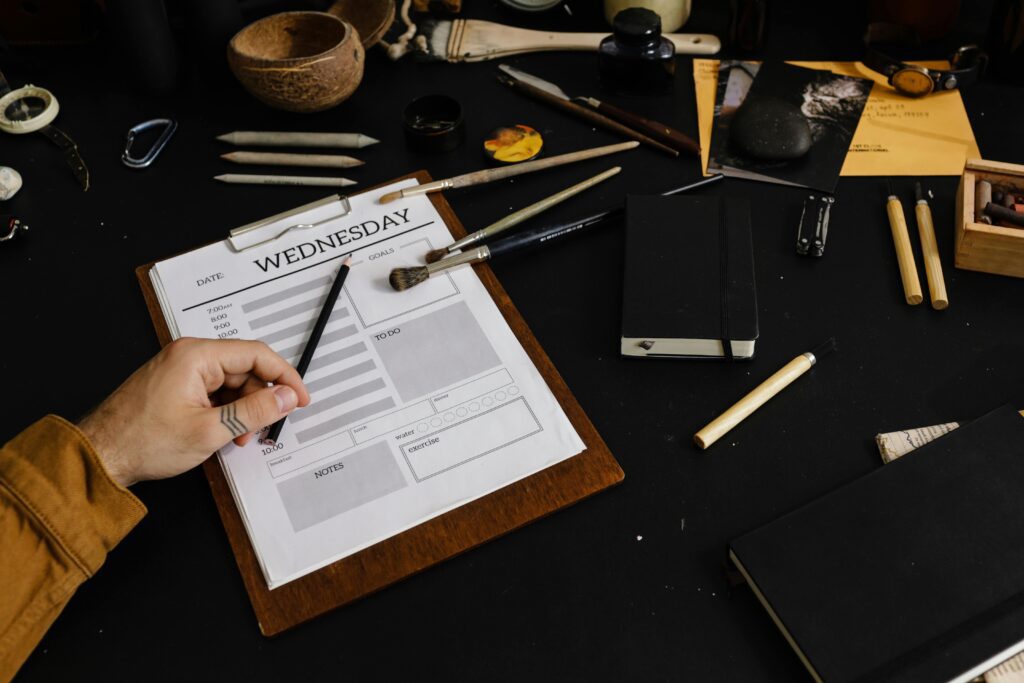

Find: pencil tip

[342,256,353,266]
[378,191,400,204]
[216,133,230,142]
[915,181,924,202]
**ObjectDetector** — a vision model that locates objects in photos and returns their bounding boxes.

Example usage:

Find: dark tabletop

[3,1,1023,681]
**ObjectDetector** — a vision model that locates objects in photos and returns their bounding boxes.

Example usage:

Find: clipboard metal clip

[228,194,352,252]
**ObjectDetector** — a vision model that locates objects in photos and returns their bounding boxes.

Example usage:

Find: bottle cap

[612,7,662,44]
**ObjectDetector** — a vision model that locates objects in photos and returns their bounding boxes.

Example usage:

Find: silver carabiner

[122,118,177,169]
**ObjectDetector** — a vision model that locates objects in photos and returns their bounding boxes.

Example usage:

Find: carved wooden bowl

[228,11,364,113]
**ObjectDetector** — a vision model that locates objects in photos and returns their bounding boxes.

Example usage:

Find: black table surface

[4,1,1023,681]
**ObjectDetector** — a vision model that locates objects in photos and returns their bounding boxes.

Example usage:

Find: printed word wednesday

[252,208,412,273]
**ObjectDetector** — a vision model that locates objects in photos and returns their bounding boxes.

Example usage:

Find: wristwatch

[0,68,89,190]
[863,24,985,98]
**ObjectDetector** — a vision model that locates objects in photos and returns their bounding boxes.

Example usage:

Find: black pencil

[264,255,352,444]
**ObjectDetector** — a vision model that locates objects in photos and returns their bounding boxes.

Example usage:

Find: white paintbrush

[407,19,720,63]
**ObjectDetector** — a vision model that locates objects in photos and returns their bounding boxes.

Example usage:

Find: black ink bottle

[598,8,676,95]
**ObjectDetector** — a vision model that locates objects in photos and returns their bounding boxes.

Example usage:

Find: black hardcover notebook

[620,195,757,359]
[730,405,1024,683]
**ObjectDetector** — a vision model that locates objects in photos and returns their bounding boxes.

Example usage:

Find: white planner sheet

[150,179,585,588]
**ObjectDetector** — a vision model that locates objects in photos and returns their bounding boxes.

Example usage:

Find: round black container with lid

[598,8,676,95]
[403,95,465,152]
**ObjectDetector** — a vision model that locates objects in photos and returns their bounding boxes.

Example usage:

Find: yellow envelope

[693,59,980,177]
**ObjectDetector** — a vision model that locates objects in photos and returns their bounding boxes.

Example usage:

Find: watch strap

[864,22,983,92]
[36,124,90,191]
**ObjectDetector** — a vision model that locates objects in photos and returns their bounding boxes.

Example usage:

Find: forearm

[0,416,146,682]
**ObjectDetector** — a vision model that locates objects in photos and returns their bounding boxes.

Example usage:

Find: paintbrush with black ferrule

[424,166,620,263]
[390,174,724,291]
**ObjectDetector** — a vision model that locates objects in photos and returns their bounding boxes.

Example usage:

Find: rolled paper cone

[221,151,364,168]
[214,174,356,187]
[875,421,961,463]
[216,131,379,148]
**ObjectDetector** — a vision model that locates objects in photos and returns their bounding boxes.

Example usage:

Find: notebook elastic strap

[719,198,734,360]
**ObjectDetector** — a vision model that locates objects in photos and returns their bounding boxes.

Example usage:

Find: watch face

[891,68,934,97]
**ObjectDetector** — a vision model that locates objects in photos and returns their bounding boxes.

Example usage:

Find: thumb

[216,384,299,443]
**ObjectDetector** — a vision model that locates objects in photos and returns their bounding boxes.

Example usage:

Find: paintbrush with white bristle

[409,18,720,63]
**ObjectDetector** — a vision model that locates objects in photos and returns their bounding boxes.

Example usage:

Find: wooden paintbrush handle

[591,100,699,156]
[502,77,679,157]
[447,141,636,189]
[450,20,720,61]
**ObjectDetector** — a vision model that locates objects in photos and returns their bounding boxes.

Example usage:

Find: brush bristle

[414,18,451,62]
[424,248,449,264]
[378,190,402,204]
[389,266,429,291]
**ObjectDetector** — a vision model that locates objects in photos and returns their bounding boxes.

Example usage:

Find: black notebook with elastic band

[621,195,757,359]
[730,405,1024,683]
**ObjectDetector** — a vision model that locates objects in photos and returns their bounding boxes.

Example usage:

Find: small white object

[0,166,22,200]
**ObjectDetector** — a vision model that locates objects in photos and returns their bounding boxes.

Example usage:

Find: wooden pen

[694,338,836,450]
[221,151,364,169]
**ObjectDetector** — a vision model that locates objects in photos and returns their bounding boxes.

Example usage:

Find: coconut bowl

[228,11,364,113]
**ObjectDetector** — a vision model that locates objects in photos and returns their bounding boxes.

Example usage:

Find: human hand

[78,338,311,487]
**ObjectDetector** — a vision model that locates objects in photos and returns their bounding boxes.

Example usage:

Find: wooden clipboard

[135,170,623,636]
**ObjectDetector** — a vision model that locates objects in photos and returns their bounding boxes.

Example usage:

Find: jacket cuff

[0,415,147,577]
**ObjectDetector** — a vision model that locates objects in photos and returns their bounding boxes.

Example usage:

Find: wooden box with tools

[956,158,1024,278]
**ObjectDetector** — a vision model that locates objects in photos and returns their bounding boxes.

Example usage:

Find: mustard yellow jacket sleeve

[0,415,147,682]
